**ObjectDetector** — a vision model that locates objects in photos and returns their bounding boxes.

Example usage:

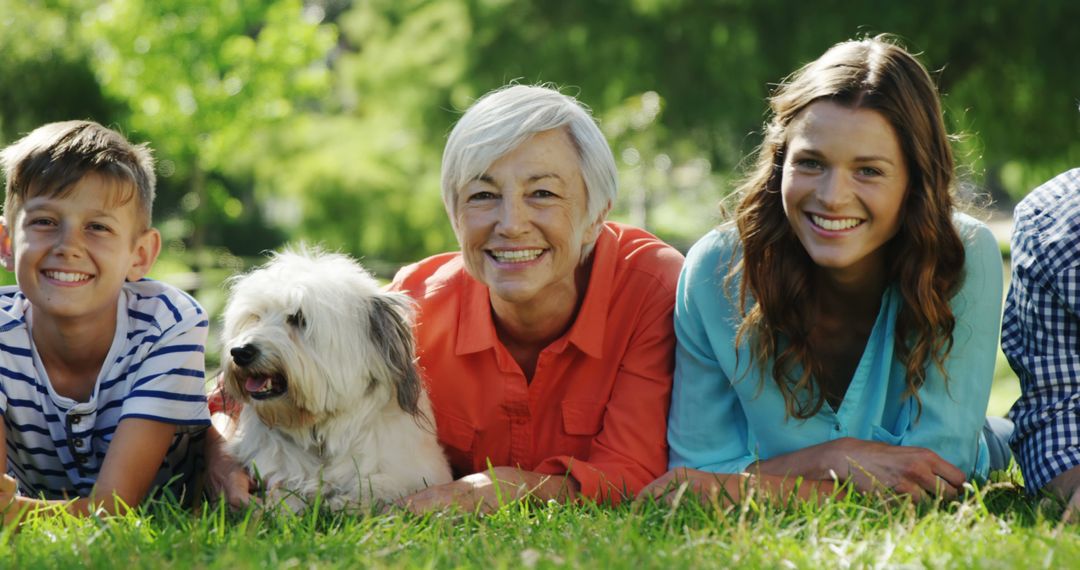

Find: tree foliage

[1,0,1077,270]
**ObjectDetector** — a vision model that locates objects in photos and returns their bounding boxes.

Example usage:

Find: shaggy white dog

[221,247,451,510]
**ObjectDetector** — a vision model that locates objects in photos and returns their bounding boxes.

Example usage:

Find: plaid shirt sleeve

[1003,168,1080,493]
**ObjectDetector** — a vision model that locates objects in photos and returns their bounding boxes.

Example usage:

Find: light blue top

[668,214,1003,479]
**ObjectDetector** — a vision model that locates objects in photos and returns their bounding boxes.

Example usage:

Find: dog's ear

[367,292,422,416]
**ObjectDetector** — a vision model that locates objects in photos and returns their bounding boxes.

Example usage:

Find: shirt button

[77,455,89,465]
[71,416,81,425]
[834,424,841,431]
[73,438,84,447]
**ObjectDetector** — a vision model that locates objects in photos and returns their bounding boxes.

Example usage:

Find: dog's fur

[221,247,451,510]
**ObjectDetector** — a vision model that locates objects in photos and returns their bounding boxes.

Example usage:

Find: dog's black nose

[231,344,259,366]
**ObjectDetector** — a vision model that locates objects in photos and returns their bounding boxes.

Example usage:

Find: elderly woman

[206,85,683,510]
[391,85,683,511]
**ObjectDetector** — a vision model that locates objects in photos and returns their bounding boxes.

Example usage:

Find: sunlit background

[2,0,1078,411]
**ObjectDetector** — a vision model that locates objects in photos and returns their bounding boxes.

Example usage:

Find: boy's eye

[88,223,112,232]
[28,218,56,227]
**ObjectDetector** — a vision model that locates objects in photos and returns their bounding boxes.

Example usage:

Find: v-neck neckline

[821,285,898,421]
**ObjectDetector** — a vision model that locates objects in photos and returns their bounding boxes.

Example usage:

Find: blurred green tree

[82,0,337,259]
[3,0,1077,276]
[0,1,120,146]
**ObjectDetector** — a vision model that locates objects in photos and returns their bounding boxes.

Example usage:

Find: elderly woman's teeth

[491,249,543,263]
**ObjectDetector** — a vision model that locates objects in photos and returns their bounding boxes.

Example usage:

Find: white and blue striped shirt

[1004,168,1080,493]
[0,279,210,500]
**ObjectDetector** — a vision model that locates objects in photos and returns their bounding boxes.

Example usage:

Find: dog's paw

[263,485,310,514]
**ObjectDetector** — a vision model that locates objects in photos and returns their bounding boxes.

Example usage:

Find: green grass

[3,471,1079,569]
[989,347,1022,418]
[0,232,1046,568]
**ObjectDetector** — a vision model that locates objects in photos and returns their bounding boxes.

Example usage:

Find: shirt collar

[0,288,28,333]
[561,223,615,358]
[454,222,616,359]
[455,268,498,355]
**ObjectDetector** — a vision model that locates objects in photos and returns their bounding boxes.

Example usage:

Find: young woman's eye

[794,158,824,171]
[857,166,884,177]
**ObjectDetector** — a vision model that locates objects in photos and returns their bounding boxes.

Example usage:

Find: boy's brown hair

[0,120,156,231]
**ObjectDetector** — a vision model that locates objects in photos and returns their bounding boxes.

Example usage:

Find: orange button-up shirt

[390,222,683,503]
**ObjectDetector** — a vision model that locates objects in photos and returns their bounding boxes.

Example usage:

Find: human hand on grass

[820,438,965,501]
[204,420,256,509]
[1064,488,1080,524]
[639,468,839,506]
[0,474,20,526]
[637,468,749,505]
[395,467,579,515]
[1046,465,1080,523]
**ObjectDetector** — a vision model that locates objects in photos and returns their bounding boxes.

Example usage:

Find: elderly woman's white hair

[441,84,618,231]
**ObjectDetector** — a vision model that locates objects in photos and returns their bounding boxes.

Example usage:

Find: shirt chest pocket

[561,400,606,436]
[871,424,903,446]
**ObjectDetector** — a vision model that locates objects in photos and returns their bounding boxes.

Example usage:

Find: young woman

[642,36,1006,503]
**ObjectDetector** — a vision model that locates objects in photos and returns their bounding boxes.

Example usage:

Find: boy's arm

[0,419,176,525]
[82,418,177,512]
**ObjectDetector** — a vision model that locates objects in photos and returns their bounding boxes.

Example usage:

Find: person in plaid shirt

[1003,168,1080,516]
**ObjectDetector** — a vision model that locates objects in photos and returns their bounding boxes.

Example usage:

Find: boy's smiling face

[1,172,160,327]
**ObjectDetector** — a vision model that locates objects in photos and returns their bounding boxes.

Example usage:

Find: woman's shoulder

[951,212,998,256]
[683,223,742,279]
[389,252,468,301]
[606,222,684,263]
[604,222,685,291]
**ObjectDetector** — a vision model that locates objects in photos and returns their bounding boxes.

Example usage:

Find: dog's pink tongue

[245,376,271,393]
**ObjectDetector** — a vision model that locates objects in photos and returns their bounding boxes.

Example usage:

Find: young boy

[0,121,209,523]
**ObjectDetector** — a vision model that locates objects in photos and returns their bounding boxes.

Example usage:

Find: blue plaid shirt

[1004,168,1080,493]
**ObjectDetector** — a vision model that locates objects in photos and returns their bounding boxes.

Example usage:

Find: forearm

[750,473,841,503]
[467,467,581,504]
[641,468,840,506]
[3,494,133,526]
[399,467,582,514]
[1008,397,1080,492]
[750,441,838,480]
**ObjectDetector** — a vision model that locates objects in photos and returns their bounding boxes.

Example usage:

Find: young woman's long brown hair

[732,35,965,419]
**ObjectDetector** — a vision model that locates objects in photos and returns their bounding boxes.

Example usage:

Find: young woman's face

[780,100,909,285]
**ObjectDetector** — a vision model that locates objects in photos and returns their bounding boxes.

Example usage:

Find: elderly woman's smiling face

[454,128,604,307]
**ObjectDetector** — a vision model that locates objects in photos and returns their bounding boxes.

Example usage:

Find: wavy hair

[731,35,964,419]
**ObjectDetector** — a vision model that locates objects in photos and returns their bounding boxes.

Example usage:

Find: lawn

[2,470,1078,569]
[1,225,1049,568]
